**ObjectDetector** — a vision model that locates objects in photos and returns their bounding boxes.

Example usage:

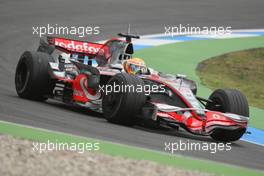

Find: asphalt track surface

[1,0,264,170]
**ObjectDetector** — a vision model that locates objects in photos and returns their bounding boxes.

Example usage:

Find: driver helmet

[123,58,147,75]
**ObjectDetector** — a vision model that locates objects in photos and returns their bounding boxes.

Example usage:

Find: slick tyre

[206,89,249,142]
[15,51,54,101]
[102,73,146,126]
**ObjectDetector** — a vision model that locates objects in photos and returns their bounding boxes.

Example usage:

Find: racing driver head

[123,58,148,75]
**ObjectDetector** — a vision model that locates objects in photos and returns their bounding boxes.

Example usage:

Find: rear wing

[47,37,104,55]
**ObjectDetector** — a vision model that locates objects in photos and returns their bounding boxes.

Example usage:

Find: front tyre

[102,73,146,126]
[15,51,54,101]
[206,89,249,142]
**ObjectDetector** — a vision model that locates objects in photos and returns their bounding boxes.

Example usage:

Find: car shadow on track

[135,125,215,143]
[45,100,104,118]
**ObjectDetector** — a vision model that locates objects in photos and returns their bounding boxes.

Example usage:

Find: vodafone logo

[54,38,102,54]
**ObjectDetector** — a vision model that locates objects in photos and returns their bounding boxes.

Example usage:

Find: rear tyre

[102,73,146,126]
[206,89,249,142]
[15,51,54,101]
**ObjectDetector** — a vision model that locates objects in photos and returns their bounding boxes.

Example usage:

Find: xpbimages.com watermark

[164,140,232,154]
[32,140,100,154]
[98,82,166,96]
[164,24,232,37]
[32,24,100,38]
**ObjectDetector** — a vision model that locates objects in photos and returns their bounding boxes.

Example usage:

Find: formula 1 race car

[15,33,249,142]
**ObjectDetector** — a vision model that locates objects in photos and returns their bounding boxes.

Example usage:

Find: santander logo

[54,38,103,54]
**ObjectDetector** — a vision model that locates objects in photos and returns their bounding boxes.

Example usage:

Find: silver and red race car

[15,33,249,142]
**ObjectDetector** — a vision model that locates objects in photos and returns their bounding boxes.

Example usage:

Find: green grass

[135,36,264,129]
[0,120,263,176]
[197,48,264,109]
